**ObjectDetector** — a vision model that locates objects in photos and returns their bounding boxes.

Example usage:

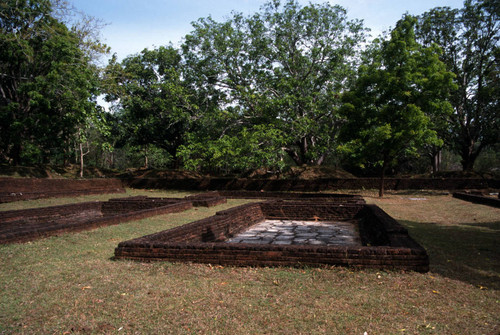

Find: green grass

[1,189,499,334]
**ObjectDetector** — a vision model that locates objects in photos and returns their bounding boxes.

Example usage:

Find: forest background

[0,0,498,181]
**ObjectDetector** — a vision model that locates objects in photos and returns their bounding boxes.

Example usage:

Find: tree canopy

[1,0,498,178]
[339,16,455,196]
[104,46,194,168]
[0,0,108,167]
[416,0,499,171]
[180,0,366,169]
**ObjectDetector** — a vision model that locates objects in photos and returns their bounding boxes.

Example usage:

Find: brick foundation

[216,190,365,204]
[0,194,226,244]
[126,177,499,191]
[453,192,500,208]
[115,201,429,272]
[0,178,126,203]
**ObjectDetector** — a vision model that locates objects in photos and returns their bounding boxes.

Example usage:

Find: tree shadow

[400,219,500,290]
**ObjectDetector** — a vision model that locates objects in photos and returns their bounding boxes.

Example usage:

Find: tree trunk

[316,152,327,166]
[461,156,477,172]
[284,138,327,166]
[11,142,22,166]
[379,156,388,198]
[460,142,483,172]
[172,155,181,169]
[284,148,303,166]
[430,149,441,175]
[79,142,84,178]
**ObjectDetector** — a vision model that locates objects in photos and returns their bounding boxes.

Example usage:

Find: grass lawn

[0,189,499,334]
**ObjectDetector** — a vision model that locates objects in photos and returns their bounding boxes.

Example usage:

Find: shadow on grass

[401,219,500,290]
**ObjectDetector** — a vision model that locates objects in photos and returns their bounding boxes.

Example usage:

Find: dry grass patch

[364,191,500,290]
[0,189,499,334]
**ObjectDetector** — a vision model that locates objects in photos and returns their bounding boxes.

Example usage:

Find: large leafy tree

[340,16,455,197]
[0,0,107,166]
[416,0,499,171]
[104,46,195,168]
[182,0,366,168]
[178,124,286,174]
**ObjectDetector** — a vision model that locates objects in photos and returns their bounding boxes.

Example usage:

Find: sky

[69,0,465,61]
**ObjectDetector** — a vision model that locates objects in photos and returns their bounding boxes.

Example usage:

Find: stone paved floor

[226,219,362,246]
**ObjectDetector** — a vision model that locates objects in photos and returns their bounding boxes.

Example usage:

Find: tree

[104,46,195,168]
[178,124,286,174]
[182,0,366,167]
[0,0,108,166]
[416,0,500,171]
[339,16,455,197]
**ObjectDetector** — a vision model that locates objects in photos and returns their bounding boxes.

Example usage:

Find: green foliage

[340,16,455,195]
[416,0,500,171]
[1,0,496,176]
[104,46,195,167]
[179,124,286,174]
[182,0,366,167]
[0,0,108,166]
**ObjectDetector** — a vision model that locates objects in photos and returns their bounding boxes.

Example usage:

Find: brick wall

[114,202,429,272]
[453,192,500,208]
[125,203,265,245]
[260,201,364,220]
[0,192,232,244]
[0,178,125,203]
[217,190,365,203]
[0,198,193,244]
[101,199,185,215]
[126,177,499,192]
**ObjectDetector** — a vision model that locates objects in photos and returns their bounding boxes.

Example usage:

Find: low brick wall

[0,178,126,203]
[0,193,229,244]
[101,198,186,215]
[0,197,195,244]
[184,193,228,207]
[126,177,499,192]
[115,202,429,272]
[260,201,363,220]
[453,192,500,208]
[125,203,264,245]
[217,190,365,204]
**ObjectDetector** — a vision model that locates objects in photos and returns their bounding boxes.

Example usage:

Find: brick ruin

[453,191,500,208]
[115,200,429,272]
[127,176,499,192]
[1,185,429,271]
[0,178,126,203]
[0,194,226,244]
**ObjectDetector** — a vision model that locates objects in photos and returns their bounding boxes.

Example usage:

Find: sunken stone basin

[114,201,429,272]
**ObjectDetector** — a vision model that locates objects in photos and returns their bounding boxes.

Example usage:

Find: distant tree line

[1,0,499,182]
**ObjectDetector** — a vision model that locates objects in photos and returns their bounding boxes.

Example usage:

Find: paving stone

[266,229,280,233]
[308,240,325,245]
[296,232,318,238]
[275,235,294,241]
[226,219,361,247]
[245,240,265,244]
[274,240,293,245]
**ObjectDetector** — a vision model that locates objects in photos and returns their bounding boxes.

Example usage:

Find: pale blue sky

[69,0,465,60]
